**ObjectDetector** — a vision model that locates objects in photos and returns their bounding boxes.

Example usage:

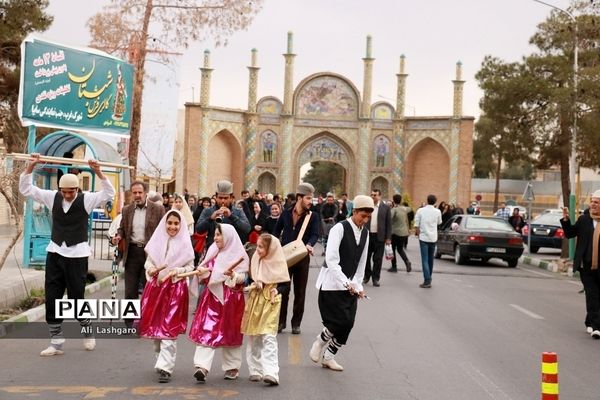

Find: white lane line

[454,279,463,282]
[510,304,544,320]
[465,284,475,288]
[567,280,582,286]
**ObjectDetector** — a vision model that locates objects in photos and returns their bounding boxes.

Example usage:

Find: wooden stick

[8,152,133,170]
[176,270,203,278]
[224,257,245,275]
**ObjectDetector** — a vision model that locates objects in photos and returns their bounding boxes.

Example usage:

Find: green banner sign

[18,36,133,136]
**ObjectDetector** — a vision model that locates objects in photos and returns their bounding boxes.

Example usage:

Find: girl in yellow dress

[241,234,290,386]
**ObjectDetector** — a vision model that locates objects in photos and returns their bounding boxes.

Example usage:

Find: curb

[2,272,123,324]
[520,255,576,277]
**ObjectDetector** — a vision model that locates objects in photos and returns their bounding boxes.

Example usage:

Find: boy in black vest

[309,195,374,371]
[20,153,115,356]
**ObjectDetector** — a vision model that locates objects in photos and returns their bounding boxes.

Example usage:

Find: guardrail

[91,220,112,260]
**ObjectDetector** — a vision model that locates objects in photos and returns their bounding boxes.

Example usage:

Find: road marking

[510,304,544,320]
[287,335,303,365]
[0,386,239,398]
[567,280,581,286]
[465,284,475,288]
[453,279,463,282]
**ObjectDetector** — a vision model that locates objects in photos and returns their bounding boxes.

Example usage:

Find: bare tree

[86,0,264,183]
[0,154,25,272]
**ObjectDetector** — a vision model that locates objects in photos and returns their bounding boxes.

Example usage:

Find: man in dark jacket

[364,189,392,287]
[196,180,251,248]
[273,182,320,334]
[561,193,600,339]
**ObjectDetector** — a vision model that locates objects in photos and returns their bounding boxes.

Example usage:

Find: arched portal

[371,176,390,200]
[258,172,276,194]
[206,130,243,196]
[404,138,450,205]
[294,133,354,196]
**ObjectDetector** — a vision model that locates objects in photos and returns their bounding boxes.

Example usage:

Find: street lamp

[533,0,578,259]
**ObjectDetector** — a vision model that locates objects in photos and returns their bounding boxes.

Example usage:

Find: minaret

[449,60,465,205]
[361,35,374,119]
[452,61,465,118]
[280,32,296,194]
[199,50,212,107]
[247,48,259,112]
[395,55,408,119]
[282,31,295,115]
[245,49,260,190]
[393,55,408,196]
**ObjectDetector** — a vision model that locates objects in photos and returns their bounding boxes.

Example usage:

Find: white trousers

[193,345,242,373]
[154,339,177,374]
[246,334,279,380]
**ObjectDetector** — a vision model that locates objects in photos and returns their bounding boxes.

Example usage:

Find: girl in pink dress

[139,209,195,383]
[188,224,249,382]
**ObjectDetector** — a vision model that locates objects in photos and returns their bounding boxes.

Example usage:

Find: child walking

[139,209,195,383]
[241,234,290,386]
[188,224,249,382]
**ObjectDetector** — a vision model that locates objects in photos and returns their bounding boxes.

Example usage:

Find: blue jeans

[419,240,436,283]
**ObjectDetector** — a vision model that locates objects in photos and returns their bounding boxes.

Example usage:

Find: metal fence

[91,220,112,260]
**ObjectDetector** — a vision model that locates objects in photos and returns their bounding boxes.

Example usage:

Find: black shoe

[419,282,431,288]
[406,262,412,273]
[158,369,171,383]
[278,323,285,333]
[363,277,370,284]
[372,280,380,287]
[194,367,207,383]
[387,267,398,273]
[291,326,301,334]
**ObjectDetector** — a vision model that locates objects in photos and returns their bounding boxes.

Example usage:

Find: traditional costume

[310,195,373,371]
[241,235,290,385]
[188,224,249,381]
[139,209,195,383]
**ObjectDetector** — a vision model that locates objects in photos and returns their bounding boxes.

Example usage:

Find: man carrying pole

[19,153,115,356]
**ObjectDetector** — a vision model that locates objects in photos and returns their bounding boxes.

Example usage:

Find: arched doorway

[404,138,450,205]
[258,172,276,194]
[206,130,243,196]
[295,133,354,196]
[371,176,390,200]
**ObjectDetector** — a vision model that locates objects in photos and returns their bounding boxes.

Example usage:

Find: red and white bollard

[541,352,558,400]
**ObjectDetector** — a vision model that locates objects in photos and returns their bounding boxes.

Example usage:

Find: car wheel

[507,258,518,268]
[454,244,468,265]
[529,246,539,253]
[435,247,442,259]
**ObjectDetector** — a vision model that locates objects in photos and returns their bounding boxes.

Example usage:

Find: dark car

[435,215,524,267]
[521,213,564,253]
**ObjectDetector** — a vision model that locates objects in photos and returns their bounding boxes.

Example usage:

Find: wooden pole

[8,152,133,170]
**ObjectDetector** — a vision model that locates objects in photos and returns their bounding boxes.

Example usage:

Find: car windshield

[465,217,514,232]
[532,213,561,226]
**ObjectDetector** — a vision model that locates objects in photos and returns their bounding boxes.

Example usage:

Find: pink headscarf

[145,209,194,281]
[203,224,249,303]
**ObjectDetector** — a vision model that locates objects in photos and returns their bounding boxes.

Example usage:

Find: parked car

[521,212,564,253]
[435,215,524,267]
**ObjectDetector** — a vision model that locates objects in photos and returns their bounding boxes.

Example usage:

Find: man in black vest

[309,195,374,371]
[19,153,115,356]
[561,194,600,339]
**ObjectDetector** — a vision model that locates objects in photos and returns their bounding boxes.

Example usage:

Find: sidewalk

[0,224,115,311]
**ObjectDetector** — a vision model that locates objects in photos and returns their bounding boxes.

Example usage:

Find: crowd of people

[18,153,599,389]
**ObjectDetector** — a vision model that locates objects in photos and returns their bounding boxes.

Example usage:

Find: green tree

[526,1,600,206]
[0,0,53,153]
[0,0,52,271]
[475,57,537,210]
[86,0,264,182]
[303,162,344,196]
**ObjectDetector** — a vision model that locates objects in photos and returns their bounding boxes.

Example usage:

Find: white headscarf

[203,224,249,303]
[144,209,195,281]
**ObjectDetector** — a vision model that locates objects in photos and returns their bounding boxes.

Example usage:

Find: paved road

[0,238,596,400]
